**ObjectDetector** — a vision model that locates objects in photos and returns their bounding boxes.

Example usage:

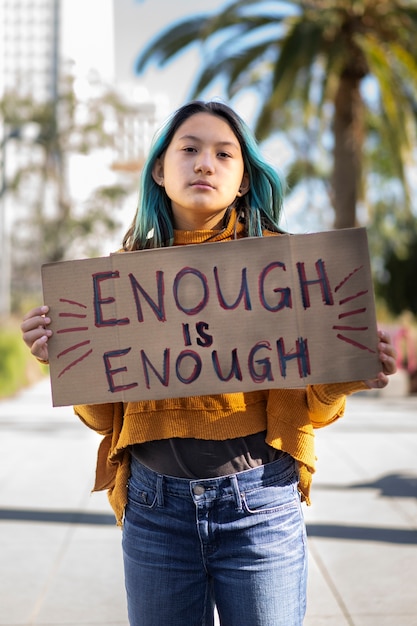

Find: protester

[21,100,397,626]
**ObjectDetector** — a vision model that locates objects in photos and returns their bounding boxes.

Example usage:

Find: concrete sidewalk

[1,376,416,625]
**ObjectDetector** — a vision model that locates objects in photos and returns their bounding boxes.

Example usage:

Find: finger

[380,342,397,359]
[366,371,389,389]
[21,320,52,338]
[21,306,50,329]
[382,356,397,376]
[31,335,50,361]
[377,372,389,387]
[378,342,397,373]
[31,333,49,350]
[22,305,49,322]
[21,313,51,334]
[22,326,52,351]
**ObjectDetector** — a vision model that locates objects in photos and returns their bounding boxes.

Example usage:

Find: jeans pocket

[241,481,298,515]
[127,477,158,510]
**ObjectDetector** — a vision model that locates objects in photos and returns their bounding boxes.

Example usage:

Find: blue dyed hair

[123,101,285,250]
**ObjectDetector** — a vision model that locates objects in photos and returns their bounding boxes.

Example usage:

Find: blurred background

[1,0,416,398]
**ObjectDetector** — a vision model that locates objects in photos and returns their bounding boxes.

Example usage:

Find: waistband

[129,452,297,502]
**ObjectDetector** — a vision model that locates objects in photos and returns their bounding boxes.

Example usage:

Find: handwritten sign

[41,228,380,406]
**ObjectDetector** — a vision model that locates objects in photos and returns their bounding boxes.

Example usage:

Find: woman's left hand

[364,330,398,389]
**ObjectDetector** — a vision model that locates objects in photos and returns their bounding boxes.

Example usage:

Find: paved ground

[1,374,416,625]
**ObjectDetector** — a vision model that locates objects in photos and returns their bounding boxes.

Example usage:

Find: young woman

[21,101,397,626]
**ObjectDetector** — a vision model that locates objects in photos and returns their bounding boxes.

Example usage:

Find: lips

[190,179,214,188]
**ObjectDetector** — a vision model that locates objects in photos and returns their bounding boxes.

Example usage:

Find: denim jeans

[123,454,307,626]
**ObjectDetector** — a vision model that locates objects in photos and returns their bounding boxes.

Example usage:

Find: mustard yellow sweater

[74,212,368,525]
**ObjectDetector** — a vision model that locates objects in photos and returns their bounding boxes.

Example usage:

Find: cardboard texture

[42,228,380,406]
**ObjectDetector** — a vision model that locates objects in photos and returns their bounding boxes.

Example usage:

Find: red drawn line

[57,340,91,359]
[57,327,89,333]
[59,298,87,309]
[337,334,376,353]
[59,312,87,319]
[58,349,93,378]
[338,308,366,319]
[334,266,363,292]
[333,325,368,331]
[339,290,368,305]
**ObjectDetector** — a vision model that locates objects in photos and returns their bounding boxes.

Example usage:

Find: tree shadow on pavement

[315,472,417,499]
[308,471,417,545]
[0,507,115,525]
[306,523,417,545]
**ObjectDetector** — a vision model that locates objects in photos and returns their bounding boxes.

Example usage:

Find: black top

[129,431,284,479]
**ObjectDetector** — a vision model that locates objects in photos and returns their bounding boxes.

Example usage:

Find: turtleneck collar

[173,209,245,246]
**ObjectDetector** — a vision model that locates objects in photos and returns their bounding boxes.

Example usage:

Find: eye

[218,151,231,159]
[183,146,197,153]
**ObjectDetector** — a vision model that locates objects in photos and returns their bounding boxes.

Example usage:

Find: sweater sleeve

[307,380,368,428]
[73,402,124,436]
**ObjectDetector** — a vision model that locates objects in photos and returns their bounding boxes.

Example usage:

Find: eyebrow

[177,134,240,149]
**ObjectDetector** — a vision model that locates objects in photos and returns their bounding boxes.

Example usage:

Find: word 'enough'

[93,259,333,326]
[103,336,311,394]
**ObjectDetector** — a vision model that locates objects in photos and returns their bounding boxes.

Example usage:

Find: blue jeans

[123,454,307,626]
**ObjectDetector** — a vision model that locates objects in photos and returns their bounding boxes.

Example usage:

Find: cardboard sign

[42,228,380,406]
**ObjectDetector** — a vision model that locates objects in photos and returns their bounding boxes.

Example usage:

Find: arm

[21,306,123,435]
[74,402,121,436]
[308,329,397,428]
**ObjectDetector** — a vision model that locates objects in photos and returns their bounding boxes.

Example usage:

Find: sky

[62,0,225,104]
[61,0,114,81]
[59,0,290,169]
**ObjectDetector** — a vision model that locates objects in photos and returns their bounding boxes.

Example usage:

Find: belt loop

[156,473,164,506]
[230,474,242,511]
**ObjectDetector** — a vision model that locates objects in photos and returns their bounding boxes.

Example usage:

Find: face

[152,112,249,230]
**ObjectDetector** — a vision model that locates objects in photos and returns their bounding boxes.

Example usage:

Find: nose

[194,150,215,174]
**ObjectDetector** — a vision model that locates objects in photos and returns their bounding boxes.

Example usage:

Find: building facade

[0,0,60,102]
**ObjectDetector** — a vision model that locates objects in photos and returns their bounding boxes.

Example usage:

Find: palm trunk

[332,74,364,229]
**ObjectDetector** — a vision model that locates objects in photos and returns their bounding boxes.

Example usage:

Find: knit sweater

[74,211,368,525]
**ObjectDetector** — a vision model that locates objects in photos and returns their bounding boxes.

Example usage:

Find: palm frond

[190,42,275,98]
[358,34,411,149]
[255,17,335,138]
[135,15,211,71]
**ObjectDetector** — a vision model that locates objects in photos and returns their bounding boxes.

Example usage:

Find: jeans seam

[195,504,210,575]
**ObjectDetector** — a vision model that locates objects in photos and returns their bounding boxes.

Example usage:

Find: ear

[236,172,250,197]
[152,158,165,186]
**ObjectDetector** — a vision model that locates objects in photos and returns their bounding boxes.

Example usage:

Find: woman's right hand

[21,305,52,364]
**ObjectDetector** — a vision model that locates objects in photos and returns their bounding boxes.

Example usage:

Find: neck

[173,209,230,231]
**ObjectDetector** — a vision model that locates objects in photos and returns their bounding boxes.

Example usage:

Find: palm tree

[135,0,417,230]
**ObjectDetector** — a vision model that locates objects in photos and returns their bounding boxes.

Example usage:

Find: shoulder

[261,230,289,238]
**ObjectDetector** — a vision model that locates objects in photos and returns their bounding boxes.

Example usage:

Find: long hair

[123,101,285,250]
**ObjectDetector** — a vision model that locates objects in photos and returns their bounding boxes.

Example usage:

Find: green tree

[135,0,417,230]
[375,234,417,316]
